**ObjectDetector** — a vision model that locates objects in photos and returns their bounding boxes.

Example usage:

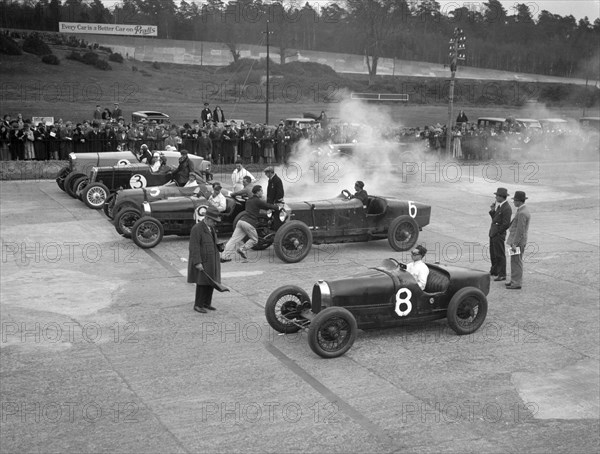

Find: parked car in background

[265,258,490,358]
[131,111,170,124]
[285,118,317,129]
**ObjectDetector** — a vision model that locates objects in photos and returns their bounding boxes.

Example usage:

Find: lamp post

[446,28,466,156]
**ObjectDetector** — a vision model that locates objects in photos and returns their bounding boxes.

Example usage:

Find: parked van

[131,111,170,124]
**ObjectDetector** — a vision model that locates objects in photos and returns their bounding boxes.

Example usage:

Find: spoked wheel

[308,307,357,359]
[131,216,164,249]
[447,287,488,335]
[387,215,419,251]
[114,209,141,238]
[82,183,110,209]
[273,221,313,263]
[265,285,311,334]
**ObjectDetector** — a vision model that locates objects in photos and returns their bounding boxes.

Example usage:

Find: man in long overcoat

[488,187,512,280]
[188,205,223,312]
[506,191,531,290]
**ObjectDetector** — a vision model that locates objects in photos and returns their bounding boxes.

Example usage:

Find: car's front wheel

[103,194,116,219]
[308,307,357,359]
[265,285,311,334]
[64,172,85,198]
[74,176,90,200]
[447,287,488,335]
[273,221,313,263]
[82,183,110,209]
[131,216,164,249]
[56,167,70,191]
[114,209,141,238]
[388,215,419,251]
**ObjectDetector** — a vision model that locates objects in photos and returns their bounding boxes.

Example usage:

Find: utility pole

[262,21,273,125]
[446,28,466,156]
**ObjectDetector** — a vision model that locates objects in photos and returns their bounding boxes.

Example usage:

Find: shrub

[109,52,124,63]
[41,54,60,65]
[94,59,112,71]
[66,51,82,62]
[0,34,21,55]
[152,61,161,70]
[99,45,112,54]
[22,34,52,56]
[82,51,99,65]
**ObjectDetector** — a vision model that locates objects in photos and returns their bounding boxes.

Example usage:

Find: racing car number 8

[395,288,412,317]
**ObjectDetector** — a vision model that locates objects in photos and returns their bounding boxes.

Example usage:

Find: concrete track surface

[1,157,599,453]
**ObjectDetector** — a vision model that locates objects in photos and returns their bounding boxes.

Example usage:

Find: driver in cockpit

[406,245,429,290]
[352,180,368,206]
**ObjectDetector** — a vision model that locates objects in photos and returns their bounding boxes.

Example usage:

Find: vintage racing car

[126,194,249,248]
[265,258,490,358]
[56,150,140,198]
[74,151,211,209]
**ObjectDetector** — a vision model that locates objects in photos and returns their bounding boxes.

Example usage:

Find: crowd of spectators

[0,108,589,164]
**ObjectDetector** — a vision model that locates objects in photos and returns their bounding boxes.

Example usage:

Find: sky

[98,1,600,21]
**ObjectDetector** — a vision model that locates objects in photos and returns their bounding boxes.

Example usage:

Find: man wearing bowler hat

[505,191,531,289]
[488,187,512,281]
[188,205,225,313]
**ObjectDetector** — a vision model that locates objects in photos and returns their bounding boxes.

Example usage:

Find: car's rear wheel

[308,307,357,359]
[273,220,313,263]
[114,209,141,238]
[447,287,488,335]
[388,215,419,251]
[131,216,164,249]
[82,183,110,209]
[73,176,90,199]
[103,194,116,219]
[64,172,85,198]
[265,285,311,334]
[56,167,70,191]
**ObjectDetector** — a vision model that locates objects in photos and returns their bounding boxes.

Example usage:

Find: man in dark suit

[187,205,224,312]
[200,102,212,126]
[506,191,531,290]
[264,166,284,204]
[171,149,195,186]
[488,187,512,281]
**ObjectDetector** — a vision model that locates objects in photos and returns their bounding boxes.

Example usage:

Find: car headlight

[143,202,151,214]
[279,209,288,222]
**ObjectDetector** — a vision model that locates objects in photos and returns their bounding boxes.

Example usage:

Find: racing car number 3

[395,288,412,317]
[130,174,147,189]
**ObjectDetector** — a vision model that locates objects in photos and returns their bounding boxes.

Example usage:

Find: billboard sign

[59,22,157,37]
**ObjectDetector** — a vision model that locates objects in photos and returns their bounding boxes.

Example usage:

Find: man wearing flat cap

[488,187,512,281]
[170,149,196,186]
[352,181,368,207]
[506,191,531,290]
[201,102,212,126]
[208,182,227,212]
[188,205,225,313]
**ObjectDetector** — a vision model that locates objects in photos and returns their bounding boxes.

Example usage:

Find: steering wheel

[341,189,352,200]
[388,258,406,270]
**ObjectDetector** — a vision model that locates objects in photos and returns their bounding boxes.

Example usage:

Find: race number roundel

[117,159,130,166]
[395,288,412,317]
[129,174,147,189]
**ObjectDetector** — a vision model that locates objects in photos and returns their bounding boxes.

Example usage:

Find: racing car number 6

[408,201,417,218]
[395,288,412,317]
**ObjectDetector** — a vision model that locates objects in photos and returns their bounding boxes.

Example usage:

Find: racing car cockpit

[378,258,450,296]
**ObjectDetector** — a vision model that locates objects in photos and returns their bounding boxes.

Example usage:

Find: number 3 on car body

[130,174,147,189]
[395,288,412,317]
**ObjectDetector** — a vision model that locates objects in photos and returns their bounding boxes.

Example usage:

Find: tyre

[447,287,488,335]
[273,220,313,263]
[387,215,419,252]
[64,172,85,198]
[56,167,70,191]
[103,194,116,219]
[265,285,311,334]
[82,183,110,209]
[131,216,164,249]
[114,208,141,238]
[73,176,89,199]
[308,307,357,359]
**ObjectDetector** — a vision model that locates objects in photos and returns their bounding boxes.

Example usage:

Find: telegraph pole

[446,28,466,156]
[263,21,273,125]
